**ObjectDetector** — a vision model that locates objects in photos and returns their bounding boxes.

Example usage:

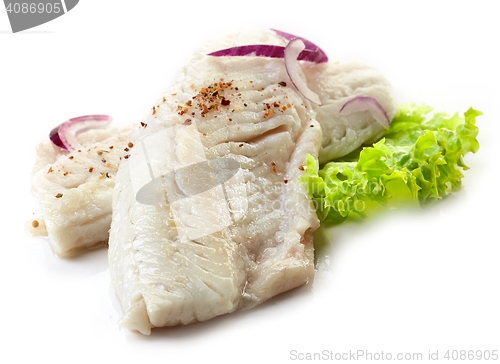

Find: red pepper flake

[202,104,209,114]
[272,166,277,173]
[152,107,156,115]
[124,155,130,159]
[78,150,82,153]
[109,146,114,149]
[239,144,243,147]
[298,164,306,171]
[284,179,288,184]
[141,122,147,127]
[229,118,232,121]
[89,167,94,173]
[124,147,129,152]
[69,156,74,160]
[287,103,291,108]
[183,119,192,125]
[282,106,287,111]
[203,133,207,136]
[55,193,63,198]
[221,97,230,106]
[47,167,53,174]
[279,81,287,87]
[163,97,166,102]
[64,172,69,176]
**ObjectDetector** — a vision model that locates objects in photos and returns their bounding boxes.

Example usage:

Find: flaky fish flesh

[108,29,397,334]
[28,125,134,257]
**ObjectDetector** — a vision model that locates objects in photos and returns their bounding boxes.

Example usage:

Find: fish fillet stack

[28,28,398,333]
[108,29,397,334]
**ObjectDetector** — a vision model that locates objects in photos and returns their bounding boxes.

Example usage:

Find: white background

[1,1,499,363]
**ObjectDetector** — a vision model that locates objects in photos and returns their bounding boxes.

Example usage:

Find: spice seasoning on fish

[55,193,63,198]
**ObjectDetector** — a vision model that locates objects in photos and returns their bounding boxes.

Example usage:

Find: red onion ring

[271,29,328,63]
[49,115,113,151]
[284,39,322,105]
[208,44,322,63]
[339,96,390,129]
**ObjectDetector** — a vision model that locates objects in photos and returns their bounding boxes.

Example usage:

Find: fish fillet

[109,29,323,334]
[109,29,398,333]
[303,61,398,163]
[28,125,135,257]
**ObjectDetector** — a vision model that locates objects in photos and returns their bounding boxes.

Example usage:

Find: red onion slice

[208,44,322,63]
[49,115,113,151]
[271,28,328,63]
[339,96,390,129]
[284,39,321,105]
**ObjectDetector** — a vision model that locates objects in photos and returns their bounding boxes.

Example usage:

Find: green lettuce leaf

[300,104,481,223]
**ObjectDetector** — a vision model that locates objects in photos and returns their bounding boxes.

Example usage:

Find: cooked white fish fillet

[109,29,399,334]
[28,125,135,257]
[109,29,323,334]
[303,61,398,163]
